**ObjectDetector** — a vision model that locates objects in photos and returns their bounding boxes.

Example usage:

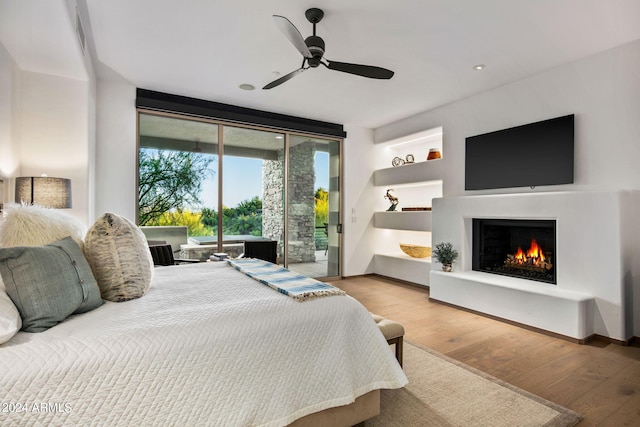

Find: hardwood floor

[333,275,640,426]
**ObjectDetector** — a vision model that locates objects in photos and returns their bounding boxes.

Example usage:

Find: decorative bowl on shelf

[399,243,432,258]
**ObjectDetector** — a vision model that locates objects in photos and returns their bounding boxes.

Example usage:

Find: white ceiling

[0,0,87,80]
[3,1,640,129]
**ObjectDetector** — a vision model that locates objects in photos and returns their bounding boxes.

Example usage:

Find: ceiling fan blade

[273,15,312,58]
[263,67,306,90]
[325,60,394,79]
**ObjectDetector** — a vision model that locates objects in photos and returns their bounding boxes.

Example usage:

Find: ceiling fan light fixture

[239,83,256,90]
[264,8,394,89]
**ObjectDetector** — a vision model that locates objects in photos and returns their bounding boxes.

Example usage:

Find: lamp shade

[15,177,72,209]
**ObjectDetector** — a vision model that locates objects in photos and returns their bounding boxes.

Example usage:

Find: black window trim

[136,88,347,139]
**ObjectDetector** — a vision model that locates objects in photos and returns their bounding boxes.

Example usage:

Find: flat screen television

[465,114,574,190]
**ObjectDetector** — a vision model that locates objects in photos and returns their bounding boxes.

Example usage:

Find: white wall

[0,41,21,187]
[94,80,137,221]
[342,125,377,276]
[19,72,91,225]
[375,38,640,197]
[0,46,93,225]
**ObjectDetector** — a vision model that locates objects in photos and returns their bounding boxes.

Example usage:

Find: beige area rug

[366,342,582,427]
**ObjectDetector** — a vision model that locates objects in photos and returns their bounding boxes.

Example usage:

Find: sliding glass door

[137,111,341,278]
[222,126,285,263]
[286,135,341,279]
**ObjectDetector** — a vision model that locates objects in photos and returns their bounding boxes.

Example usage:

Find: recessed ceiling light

[275,135,284,139]
[239,83,255,90]
[473,64,486,71]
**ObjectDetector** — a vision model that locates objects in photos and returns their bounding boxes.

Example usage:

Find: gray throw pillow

[0,236,104,333]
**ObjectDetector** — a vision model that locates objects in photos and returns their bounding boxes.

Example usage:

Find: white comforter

[0,262,407,426]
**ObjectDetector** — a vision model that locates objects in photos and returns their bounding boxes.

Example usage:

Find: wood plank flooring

[332,275,640,426]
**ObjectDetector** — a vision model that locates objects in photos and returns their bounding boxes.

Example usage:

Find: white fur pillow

[84,213,154,302]
[0,275,21,344]
[0,203,86,249]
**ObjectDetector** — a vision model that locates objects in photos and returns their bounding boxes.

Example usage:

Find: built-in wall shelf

[373,253,431,287]
[371,125,443,287]
[374,159,444,187]
[374,211,432,231]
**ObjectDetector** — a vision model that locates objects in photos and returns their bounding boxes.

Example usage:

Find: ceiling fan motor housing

[305,35,325,67]
[305,8,324,24]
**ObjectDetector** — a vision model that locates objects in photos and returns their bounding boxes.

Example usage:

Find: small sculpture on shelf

[392,156,405,167]
[392,154,415,166]
[384,189,399,211]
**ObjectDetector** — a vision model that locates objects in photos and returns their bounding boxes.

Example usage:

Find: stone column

[262,152,284,261]
[262,141,317,264]
[287,141,316,263]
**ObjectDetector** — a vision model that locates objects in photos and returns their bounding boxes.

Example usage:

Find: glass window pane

[222,126,284,262]
[138,113,218,260]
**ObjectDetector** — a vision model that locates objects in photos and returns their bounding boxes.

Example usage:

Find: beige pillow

[0,203,86,249]
[84,213,154,302]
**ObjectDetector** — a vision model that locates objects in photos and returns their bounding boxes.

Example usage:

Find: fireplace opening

[472,219,556,284]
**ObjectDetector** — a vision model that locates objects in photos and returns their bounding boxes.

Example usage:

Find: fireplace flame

[527,239,545,263]
[506,239,551,270]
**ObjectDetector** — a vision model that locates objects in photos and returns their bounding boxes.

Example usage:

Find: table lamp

[15,176,72,208]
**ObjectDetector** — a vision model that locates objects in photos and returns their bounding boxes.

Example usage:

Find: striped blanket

[226,258,346,301]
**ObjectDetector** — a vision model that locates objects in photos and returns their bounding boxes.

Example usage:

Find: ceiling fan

[263,8,394,90]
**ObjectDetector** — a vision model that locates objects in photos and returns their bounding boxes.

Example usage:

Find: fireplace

[472,219,556,284]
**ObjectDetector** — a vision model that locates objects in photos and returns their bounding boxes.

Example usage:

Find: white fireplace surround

[430,190,640,342]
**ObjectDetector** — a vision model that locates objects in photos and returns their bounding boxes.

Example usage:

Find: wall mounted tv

[465,114,574,190]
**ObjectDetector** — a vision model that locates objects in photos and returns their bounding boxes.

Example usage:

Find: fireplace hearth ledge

[430,270,594,340]
[431,190,640,342]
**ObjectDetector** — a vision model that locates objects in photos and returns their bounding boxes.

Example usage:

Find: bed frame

[289,390,379,426]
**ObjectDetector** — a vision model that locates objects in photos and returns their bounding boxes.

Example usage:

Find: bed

[1,261,407,426]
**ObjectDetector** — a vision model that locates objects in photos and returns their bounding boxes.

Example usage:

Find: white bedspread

[0,262,407,426]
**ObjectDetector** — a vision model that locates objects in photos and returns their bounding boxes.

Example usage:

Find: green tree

[314,187,328,226]
[235,196,262,216]
[138,149,214,225]
[314,188,329,251]
[198,197,263,236]
[149,209,214,236]
[201,207,217,228]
